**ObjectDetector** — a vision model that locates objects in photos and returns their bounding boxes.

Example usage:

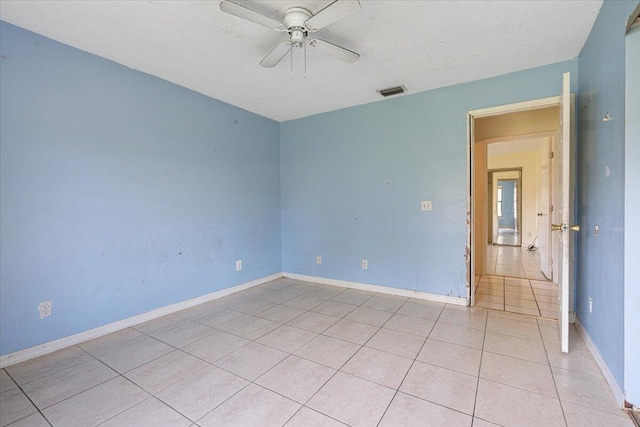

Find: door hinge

[550,204,554,213]
[550,151,554,159]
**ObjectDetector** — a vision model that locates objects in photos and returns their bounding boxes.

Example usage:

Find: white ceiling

[0,0,602,122]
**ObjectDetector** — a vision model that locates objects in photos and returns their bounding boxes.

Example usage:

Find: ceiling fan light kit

[220,0,361,75]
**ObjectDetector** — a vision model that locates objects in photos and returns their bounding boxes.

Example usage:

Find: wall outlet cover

[236,260,242,271]
[38,301,52,319]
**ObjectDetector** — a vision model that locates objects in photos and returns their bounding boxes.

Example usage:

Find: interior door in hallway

[538,138,552,280]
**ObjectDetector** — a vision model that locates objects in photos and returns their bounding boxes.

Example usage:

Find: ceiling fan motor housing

[284,7,311,47]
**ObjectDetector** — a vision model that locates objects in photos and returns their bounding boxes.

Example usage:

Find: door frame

[488,168,522,246]
[467,96,561,307]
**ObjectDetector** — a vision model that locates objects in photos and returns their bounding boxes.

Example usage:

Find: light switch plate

[421,201,432,211]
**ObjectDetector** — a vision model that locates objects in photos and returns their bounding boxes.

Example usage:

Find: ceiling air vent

[378,85,407,97]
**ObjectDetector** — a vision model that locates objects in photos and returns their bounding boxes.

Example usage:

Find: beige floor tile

[307,372,395,427]
[540,310,558,319]
[417,339,482,376]
[396,301,443,321]
[286,311,340,333]
[133,314,191,336]
[294,335,360,369]
[345,307,393,327]
[480,352,556,397]
[438,306,487,330]
[6,412,50,427]
[231,299,277,316]
[475,301,504,311]
[483,332,548,364]
[255,305,305,323]
[218,316,280,340]
[257,289,299,305]
[256,355,335,404]
[546,347,601,376]
[100,397,192,427]
[214,342,287,381]
[503,297,538,308]
[198,384,300,427]
[379,392,472,427]
[124,350,208,394]
[323,319,379,345]
[537,302,559,312]
[6,346,93,386]
[383,314,435,337]
[0,388,37,426]
[155,321,217,348]
[472,418,502,426]
[533,294,558,304]
[79,328,147,357]
[331,289,375,306]
[504,290,536,301]
[312,301,358,318]
[256,325,318,353]
[400,361,477,415]
[304,286,344,301]
[479,276,504,285]
[156,365,248,421]
[475,379,565,427]
[174,303,224,320]
[0,370,17,393]
[97,337,174,374]
[488,310,538,324]
[552,367,622,415]
[486,316,542,340]
[475,294,504,304]
[365,328,425,359]
[476,288,504,297]
[561,400,633,427]
[283,295,326,310]
[22,358,117,409]
[284,407,347,426]
[362,296,406,313]
[341,347,412,389]
[429,322,484,350]
[42,376,148,427]
[181,330,249,363]
[198,309,252,328]
[504,305,540,317]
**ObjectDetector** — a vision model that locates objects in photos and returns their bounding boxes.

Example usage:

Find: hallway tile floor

[0,279,632,427]
[475,276,559,319]
[486,245,548,281]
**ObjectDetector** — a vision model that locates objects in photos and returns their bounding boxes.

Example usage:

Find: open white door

[552,72,577,354]
[538,138,552,279]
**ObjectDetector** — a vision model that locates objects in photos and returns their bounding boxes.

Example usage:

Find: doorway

[488,169,522,247]
[468,99,562,319]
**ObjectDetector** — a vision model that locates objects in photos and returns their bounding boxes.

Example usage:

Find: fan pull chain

[304,39,307,79]
[290,47,293,75]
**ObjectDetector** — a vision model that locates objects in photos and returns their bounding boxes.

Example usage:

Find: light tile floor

[486,245,548,281]
[1,279,632,427]
[475,276,559,319]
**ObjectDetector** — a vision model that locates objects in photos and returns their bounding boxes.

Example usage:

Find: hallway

[474,245,558,319]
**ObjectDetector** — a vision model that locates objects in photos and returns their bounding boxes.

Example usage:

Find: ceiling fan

[219,0,361,70]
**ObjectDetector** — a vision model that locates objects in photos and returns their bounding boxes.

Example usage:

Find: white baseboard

[284,272,467,306]
[0,272,283,368]
[575,317,626,408]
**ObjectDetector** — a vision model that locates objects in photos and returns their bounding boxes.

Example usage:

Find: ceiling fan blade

[260,42,292,68]
[310,39,359,63]
[304,0,361,31]
[220,1,284,30]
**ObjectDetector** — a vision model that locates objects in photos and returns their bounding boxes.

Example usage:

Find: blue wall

[0,22,282,356]
[576,0,637,389]
[281,60,577,297]
[497,180,516,228]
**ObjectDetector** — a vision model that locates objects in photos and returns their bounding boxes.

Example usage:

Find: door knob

[551,224,581,232]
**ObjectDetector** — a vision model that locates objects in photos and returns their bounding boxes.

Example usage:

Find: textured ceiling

[0,1,602,122]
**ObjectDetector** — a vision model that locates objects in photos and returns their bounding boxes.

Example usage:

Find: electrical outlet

[589,297,593,314]
[361,259,368,269]
[421,201,432,211]
[236,260,242,271]
[38,301,52,319]
[316,255,322,264]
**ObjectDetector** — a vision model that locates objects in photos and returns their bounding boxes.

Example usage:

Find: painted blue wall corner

[0,21,282,356]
